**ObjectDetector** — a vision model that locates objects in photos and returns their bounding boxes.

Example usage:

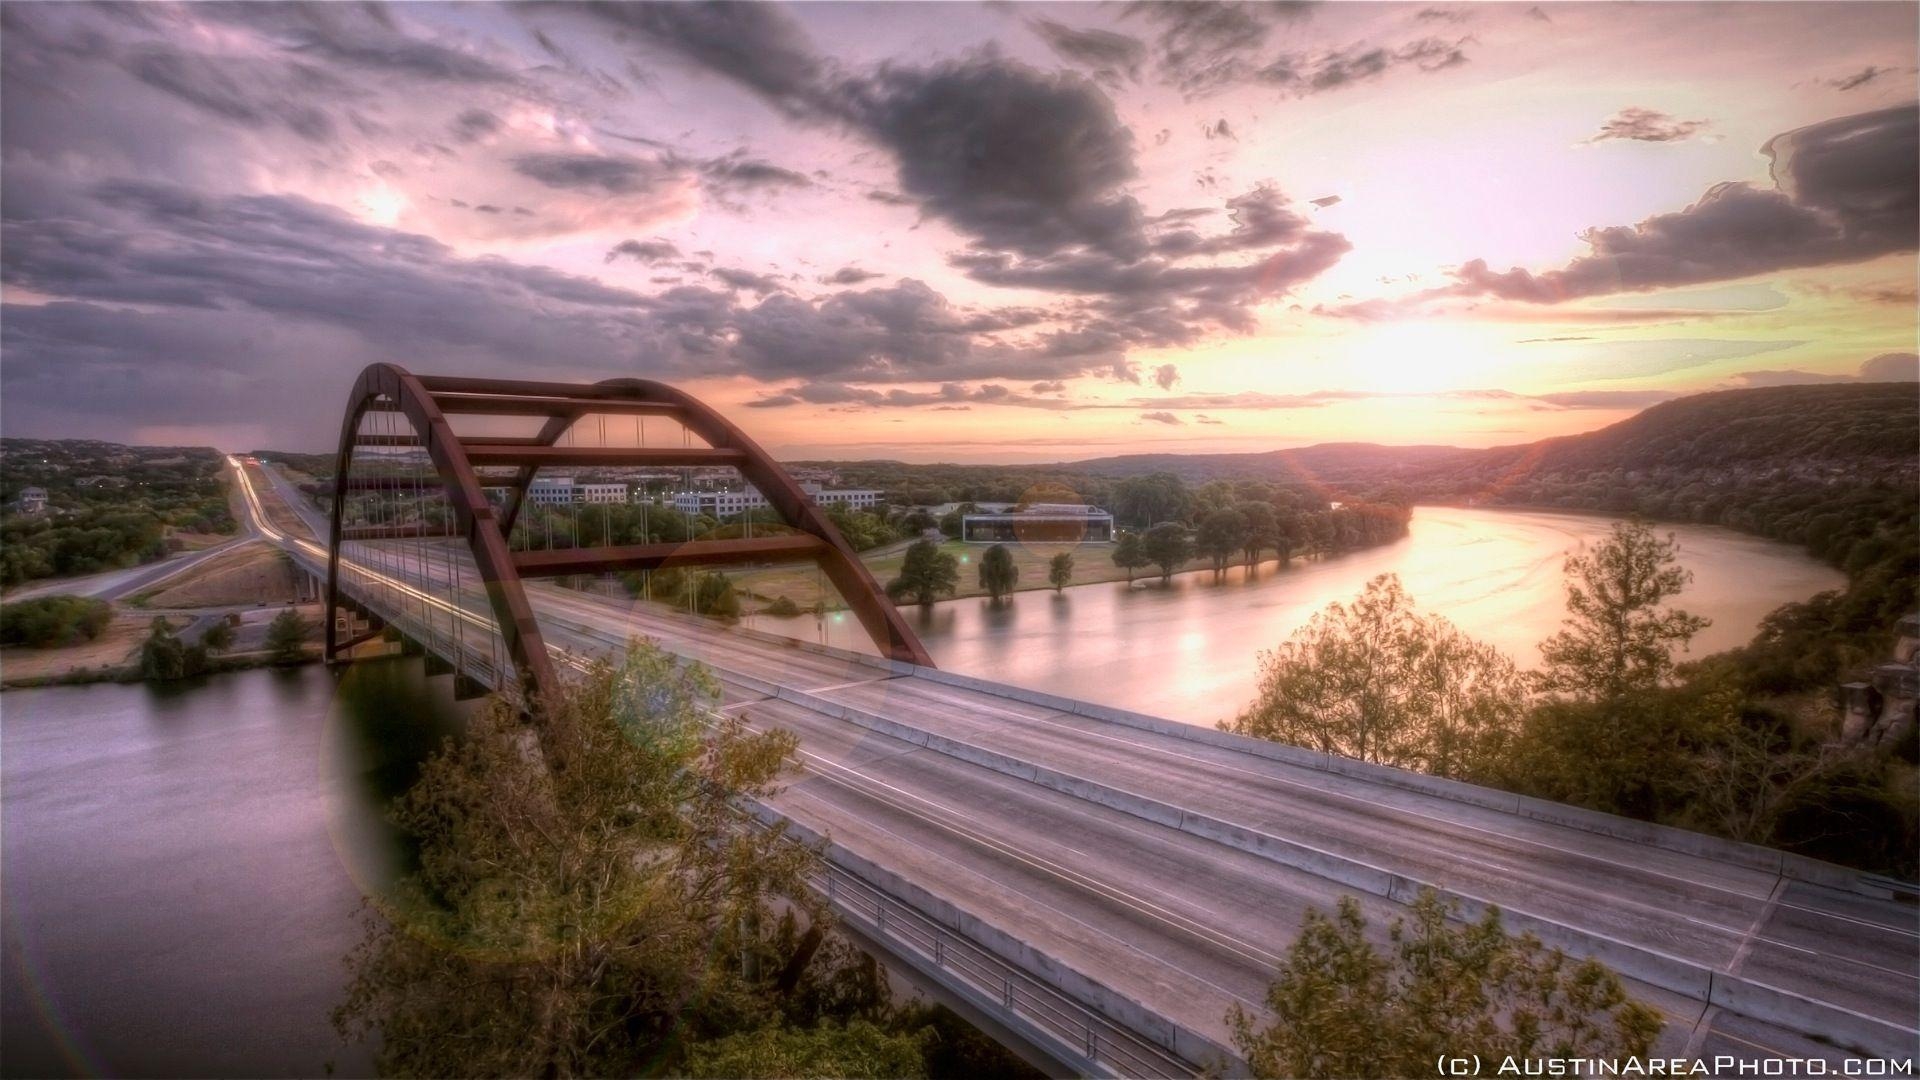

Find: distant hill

[1066,383,1919,498]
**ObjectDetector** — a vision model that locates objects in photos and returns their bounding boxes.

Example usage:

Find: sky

[2,1,1915,462]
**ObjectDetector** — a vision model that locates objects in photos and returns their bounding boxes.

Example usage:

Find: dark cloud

[866,189,914,206]
[1451,106,1918,303]
[512,151,682,195]
[709,267,789,295]
[1028,18,1147,86]
[847,58,1146,260]
[569,1,838,117]
[1257,35,1471,95]
[1031,380,1067,393]
[1310,195,1342,208]
[822,266,884,285]
[1152,363,1181,390]
[1204,118,1237,140]
[1583,107,1710,144]
[698,152,812,193]
[1826,66,1892,91]
[449,107,501,143]
[1122,1,1316,97]
[1139,410,1184,425]
[606,239,681,264]
[205,3,524,87]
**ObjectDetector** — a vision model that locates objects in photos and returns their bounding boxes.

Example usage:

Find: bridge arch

[324,363,933,706]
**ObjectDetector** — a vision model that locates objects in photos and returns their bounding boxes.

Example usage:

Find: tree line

[1228,520,1917,878]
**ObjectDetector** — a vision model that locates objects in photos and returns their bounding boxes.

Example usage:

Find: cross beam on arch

[324,363,934,705]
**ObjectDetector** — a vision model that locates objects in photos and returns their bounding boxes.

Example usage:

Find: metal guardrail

[807,855,1195,1078]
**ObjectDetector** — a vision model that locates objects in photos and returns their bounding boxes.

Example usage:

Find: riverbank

[0,647,321,690]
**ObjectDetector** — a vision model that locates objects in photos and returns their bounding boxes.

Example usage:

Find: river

[0,507,1846,1075]
[755,506,1848,726]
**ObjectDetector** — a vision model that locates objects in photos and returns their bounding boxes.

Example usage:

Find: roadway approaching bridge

[240,364,1918,1076]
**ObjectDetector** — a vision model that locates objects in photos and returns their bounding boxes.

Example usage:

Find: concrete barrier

[746,802,1247,1077]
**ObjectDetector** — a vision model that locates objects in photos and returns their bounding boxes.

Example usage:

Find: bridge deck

[243,459,1919,1067]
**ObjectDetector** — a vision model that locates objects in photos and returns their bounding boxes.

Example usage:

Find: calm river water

[0,507,1845,1075]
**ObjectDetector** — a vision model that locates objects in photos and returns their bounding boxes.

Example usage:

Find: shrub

[0,595,113,648]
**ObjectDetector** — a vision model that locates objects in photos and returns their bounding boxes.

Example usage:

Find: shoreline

[0,647,320,691]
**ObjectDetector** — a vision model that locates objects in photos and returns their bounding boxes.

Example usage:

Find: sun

[1348,320,1509,395]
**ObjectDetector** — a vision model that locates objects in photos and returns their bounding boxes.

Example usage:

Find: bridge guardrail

[746,803,1218,1079]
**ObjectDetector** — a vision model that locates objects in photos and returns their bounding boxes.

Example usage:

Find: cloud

[1825,66,1892,91]
[1310,195,1342,208]
[1152,363,1181,390]
[1122,1,1315,97]
[606,239,682,264]
[512,151,683,195]
[1256,36,1472,97]
[1583,107,1711,144]
[697,152,812,194]
[1449,105,1918,303]
[709,267,789,295]
[822,266,884,285]
[567,1,839,118]
[1028,18,1147,86]
[449,107,502,143]
[1139,410,1185,425]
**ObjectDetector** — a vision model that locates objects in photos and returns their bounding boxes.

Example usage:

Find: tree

[886,540,959,606]
[1240,502,1279,567]
[979,544,1019,601]
[1536,520,1709,700]
[0,595,112,647]
[1196,508,1249,573]
[265,608,309,664]
[1047,552,1074,593]
[1228,575,1525,780]
[1141,522,1191,583]
[140,617,188,680]
[1111,531,1149,584]
[332,644,896,1077]
[200,619,235,653]
[1111,473,1189,527]
[684,1020,930,1079]
[691,571,742,619]
[1228,889,1660,1079]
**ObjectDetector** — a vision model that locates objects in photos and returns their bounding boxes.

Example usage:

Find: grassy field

[730,539,1223,609]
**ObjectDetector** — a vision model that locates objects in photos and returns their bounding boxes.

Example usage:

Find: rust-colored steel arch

[326,364,933,704]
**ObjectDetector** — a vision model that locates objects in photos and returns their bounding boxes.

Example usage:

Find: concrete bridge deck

[240,458,1920,1071]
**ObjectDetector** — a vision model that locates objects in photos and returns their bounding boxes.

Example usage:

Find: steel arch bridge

[322,363,932,704]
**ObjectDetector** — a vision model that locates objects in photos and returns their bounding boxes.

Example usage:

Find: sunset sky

[2,1,1915,461]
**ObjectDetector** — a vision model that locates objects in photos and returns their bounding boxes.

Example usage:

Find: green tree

[1111,473,1190,527]
[1047,551,1074,593]
[684,1019,929,1079]
[200,619,235,654]
[140,616,188,680]
[691,571,742,619]
[1228,575,1524,779]
[1111,530,1149,583]
[979,544,1019,601]
[1240,502,1279,567]
[886,540,959,606]
[1141,522,1191,583]
[332,644,875,1077]
[1229,889,1660,1079]
[1196,508,1249,573]
[0,595,112,647]
[1536,520,1709,700]
[265,608,309,664]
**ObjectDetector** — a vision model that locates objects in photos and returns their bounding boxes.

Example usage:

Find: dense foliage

[1,439,237,586]
[1229,890,1659,1079]
[333,644,1024,1078]
[978,544,1019,600]
[1230,575,1524,782]
[266,608,311,664]
[0,594,112,648]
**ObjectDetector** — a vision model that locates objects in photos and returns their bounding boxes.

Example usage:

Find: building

[16,486,47,515]
[577,483,629,505]
[962,503,1114,544]
[526,476,576,506]
[671,484,884,518]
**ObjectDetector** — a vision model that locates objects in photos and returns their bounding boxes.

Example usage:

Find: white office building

[670,483,884,518]
[526,476,576,506]
[577,483,629,505]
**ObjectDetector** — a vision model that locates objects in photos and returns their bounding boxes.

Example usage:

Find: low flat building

[577,482,629,505]
[962,503,1113,543]
[16,486,47,515]
[526,476,576,506]
[672,484,883,518]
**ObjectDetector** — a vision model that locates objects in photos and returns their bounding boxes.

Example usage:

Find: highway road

[237,458,1920,1068]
